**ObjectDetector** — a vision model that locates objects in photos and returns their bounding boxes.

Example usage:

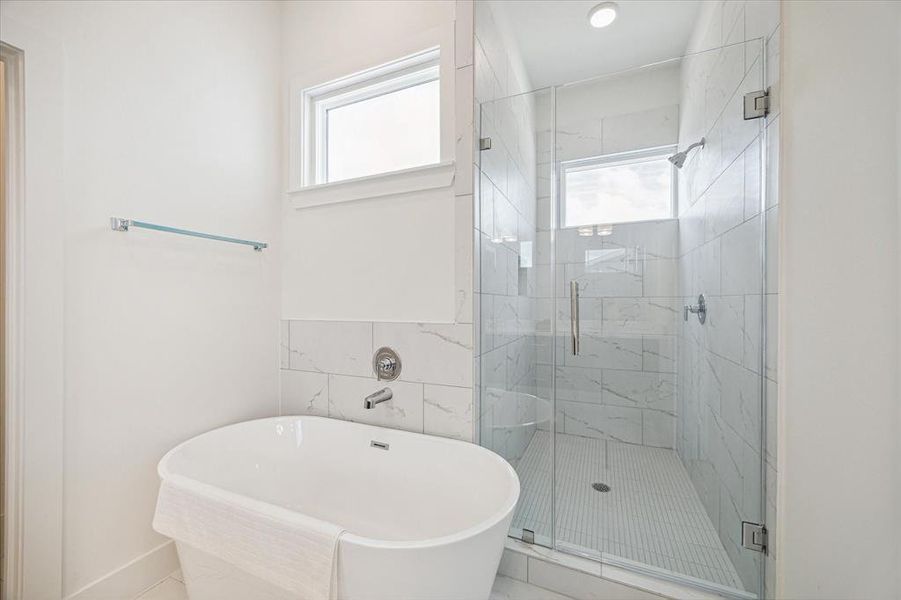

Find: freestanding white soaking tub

[154,416,520,600]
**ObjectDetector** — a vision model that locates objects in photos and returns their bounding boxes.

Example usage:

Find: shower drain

[591,482,611,493]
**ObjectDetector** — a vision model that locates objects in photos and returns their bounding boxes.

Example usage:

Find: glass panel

[552,40,766,597]
[477,87,555,547]
[325,78,439,182]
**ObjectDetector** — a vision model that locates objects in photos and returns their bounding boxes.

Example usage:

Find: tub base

[177,543,294,600]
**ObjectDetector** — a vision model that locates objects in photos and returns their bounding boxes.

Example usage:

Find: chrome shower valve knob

[683,294,707,324]
[373,347,401,381]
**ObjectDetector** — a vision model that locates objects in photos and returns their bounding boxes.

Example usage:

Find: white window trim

[307,49,440,185]
[559,145,678,229]
[287,22,456,209]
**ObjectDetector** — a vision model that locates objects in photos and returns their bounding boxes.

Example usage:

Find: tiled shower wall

[473,1,541,465]
[535,66,683,449]
[279,1,478,442]
[674,1,780,594]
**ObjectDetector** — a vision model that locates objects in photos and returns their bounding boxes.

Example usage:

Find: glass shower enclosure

[476,40,769,598]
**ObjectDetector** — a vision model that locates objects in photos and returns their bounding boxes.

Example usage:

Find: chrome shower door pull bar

[570,280,580,355]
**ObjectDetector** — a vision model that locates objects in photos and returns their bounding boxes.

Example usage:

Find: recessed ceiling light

[588,2,618,28]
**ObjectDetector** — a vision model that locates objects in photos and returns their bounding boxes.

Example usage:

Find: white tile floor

[135,573,574,600]
[511,431,745,591]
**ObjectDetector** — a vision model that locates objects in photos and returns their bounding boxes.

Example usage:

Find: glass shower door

[551,40,768,597]
[477,87,555,547]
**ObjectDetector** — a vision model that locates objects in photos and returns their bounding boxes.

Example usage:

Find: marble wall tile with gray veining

[327,374,423,433]
[480,234,508,296]
[642,258,677,297]
[705,294,745,364]
[560,402,642,444]
[601,219,679,260]
[705,40,745,131]
[709,355,762,450]
[721,57,763,169]
[479,349,508,425]
[602,369,675,413]
[706,406,745,506]
[704,154,745,243]
[741,441,763,522]
[562,334,643,371]
[554,365,603,405]
[694,239,722,297]
[642,409,676,449]
[742,294,762,373]
[287,320,372,377]
[505,246,520,296]
[679,195,706,251]
[494,294,519,347]
[642,335,676,373]
[602,298,679,336]
[479,171,495,234]
[374,322,473,387]
[602,105,679,155]
[494,192,519,251]
[280,370,328,417]
[556,118,602,161]
[506,337,532,389]
[424,384,473,442]
[565,257,643,298]
[721,215,761,295]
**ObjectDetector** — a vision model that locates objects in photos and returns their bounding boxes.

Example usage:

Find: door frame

[1,41,26,600]
[1,28,66,599]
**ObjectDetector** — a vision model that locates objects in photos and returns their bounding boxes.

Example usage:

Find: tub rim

[157,415,520,550]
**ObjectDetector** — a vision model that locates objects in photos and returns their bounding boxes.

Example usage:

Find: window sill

[288,161,455,209]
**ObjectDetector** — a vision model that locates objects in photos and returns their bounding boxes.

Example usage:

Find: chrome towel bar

[110,217,267,251]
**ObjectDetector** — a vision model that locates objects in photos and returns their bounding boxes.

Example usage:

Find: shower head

[668,137,706,169]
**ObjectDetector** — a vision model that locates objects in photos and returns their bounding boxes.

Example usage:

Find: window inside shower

[560,147,677,228]
[474,2,777,596]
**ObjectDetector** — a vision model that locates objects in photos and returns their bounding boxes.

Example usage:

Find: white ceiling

[488,0,702,88]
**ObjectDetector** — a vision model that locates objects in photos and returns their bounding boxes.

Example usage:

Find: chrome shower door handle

[570,280,580,355]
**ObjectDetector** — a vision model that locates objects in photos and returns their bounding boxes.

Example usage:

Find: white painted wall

[779,2,900,598]
[0,1,282,597]
[280,0,461,323]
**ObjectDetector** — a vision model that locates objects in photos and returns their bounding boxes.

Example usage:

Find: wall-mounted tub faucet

[364,388,393,409]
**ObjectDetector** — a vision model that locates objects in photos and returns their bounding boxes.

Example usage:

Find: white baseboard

[65,541,179,600]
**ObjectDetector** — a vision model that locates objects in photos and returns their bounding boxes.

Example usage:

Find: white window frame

[559,145,678,228]
[301,47,441,187]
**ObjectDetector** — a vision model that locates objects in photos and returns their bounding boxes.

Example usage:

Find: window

[302,48,441,186]
[561,146,676,228]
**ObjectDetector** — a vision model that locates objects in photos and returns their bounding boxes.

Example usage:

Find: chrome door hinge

[743,89,770,120]
[522,528,535,544]
[479,137,492,151]
[742,522,768,553]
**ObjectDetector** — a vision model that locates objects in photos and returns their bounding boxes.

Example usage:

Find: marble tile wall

[473,0,543,466]
[280,320,474,440]
[279,1,479,443]
[673,1,780,594]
